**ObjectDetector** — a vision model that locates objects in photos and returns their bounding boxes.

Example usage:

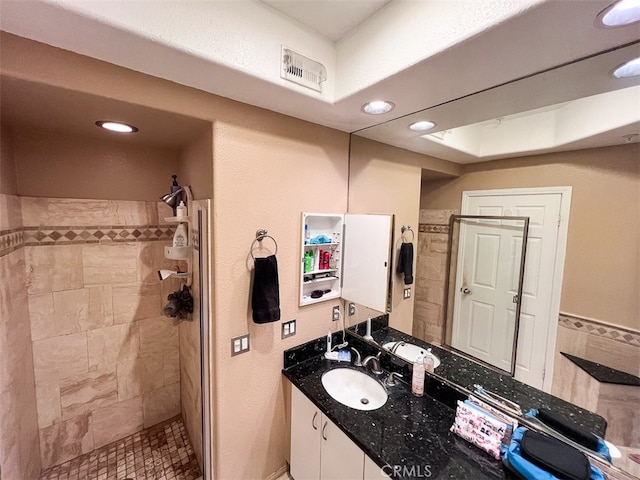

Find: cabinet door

[291,388,321,480]
[364,455,390,479]
[320,416,364,480]
[342,214,393,312]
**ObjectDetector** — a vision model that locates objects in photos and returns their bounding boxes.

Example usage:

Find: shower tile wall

[0,193,41,479]
[413,209,458,344]
[21,197,184,469]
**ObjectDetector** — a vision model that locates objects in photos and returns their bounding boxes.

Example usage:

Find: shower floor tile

[39,415,201,480]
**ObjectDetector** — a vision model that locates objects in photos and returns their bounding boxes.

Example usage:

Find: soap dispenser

[170,175,182,216]
[412,355,425,397]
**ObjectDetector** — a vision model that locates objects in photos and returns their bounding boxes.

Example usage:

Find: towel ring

[401,225,414,243]
[251,229,278,259]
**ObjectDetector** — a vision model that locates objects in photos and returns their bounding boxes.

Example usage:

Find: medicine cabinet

[300,212,393,312]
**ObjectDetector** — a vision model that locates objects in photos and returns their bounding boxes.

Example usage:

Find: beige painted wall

[178,128,214,201]
[212,116,349,479]
[11,128,179,201]
[421,144,640,330]
[349,136,423,334]
[0,126,18,195]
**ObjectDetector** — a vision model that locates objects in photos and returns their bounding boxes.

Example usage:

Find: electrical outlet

[348,302,356,316]
[282,319,296,338]
[403,288,411,299]
[231,334,250,356]
[332,306,340,321]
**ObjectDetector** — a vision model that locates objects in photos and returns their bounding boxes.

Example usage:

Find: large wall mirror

[347,40,640,477]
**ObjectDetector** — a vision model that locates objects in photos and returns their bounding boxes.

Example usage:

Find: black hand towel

[252,254,281,324]
[396,242,414,285]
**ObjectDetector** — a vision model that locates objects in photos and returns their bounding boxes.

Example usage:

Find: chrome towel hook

[251,229,278,259]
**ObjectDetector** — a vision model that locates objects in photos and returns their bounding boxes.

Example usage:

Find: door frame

[461,186,572,392]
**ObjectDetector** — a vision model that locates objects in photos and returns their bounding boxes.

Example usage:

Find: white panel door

[451,216,524,371]
[462,192,564,389]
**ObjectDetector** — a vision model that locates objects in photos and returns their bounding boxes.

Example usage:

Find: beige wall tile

[28,292,58,341]
[598,384,640,447]
[39,413,93,469]
[112,282,161,324]
[164,348,180,385]
[585,334,640,378]
[140,353,165,393]
[32,332,88,383]
[52,288,88,335]
[92,396,143,449]
[26,245,83,295]
[60,368,118,419]
[419,209,458,225]
[82,243,137,285]
[116,358,143,402]
[20,197,156,226]
[0,194,23,230]
[139,316,178,357]
[137,241,177,284]
[143,382,180,428]
[35,382,62,429]
[84,285,114,330]
[87,323,139,369]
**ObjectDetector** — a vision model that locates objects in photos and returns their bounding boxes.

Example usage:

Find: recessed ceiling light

[95,120,139,133]
[409,120,436,131]
[597,0,640,27]
[612,56,640,78]
[361,100,395,115]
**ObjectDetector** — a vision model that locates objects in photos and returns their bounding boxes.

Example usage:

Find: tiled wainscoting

[0,195,202,474]
[553,313,640,450]
[39,415,201,480]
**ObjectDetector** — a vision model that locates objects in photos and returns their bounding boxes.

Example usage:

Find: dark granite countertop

[283,326,609,480]
[283,354,511,480]
[561,352,640,386]
[368,327,607,436]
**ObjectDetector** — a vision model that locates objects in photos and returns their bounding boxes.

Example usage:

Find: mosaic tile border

[0,225,177,258]
[0,228,24,257]
[419,223,450,234]
[559,313,640,348]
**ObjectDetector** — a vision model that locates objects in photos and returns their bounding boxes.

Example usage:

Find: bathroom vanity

[283,324,614,480]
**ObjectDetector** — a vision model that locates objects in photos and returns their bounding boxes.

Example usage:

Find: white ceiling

[0,0,639,164]
[260,0,391,42]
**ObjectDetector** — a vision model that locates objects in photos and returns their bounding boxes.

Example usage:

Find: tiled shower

[0,194,204,479]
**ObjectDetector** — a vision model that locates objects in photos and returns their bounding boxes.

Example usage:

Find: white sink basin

[321,368,388,411]
[383,341,441,368]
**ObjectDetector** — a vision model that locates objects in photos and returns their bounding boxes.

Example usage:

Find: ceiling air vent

[281,46,327,92]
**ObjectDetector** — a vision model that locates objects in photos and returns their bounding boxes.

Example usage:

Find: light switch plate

[403,288,411,299]
[282,319,296,339]
[231,334,250,356]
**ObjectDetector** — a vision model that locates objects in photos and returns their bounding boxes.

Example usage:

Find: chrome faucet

[350,347,363,367]
[389,341,406,354]
[362,353,383,375]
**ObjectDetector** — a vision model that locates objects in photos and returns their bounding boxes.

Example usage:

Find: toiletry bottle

[173,223,188,248]
[304,224,310,244]
[412,355,425,397]
[304,251,313,273]
[176,200,187,218]
[424,351,435,373]
[326,331,332,355]
[323,251,330,270]
[319,249,324,269]
[170,175,181,216]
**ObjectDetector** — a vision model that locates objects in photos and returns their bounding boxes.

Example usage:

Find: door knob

[461,287,471,295]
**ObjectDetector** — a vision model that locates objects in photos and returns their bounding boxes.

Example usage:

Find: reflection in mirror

[443,215,529,375]
[349,41,639,478]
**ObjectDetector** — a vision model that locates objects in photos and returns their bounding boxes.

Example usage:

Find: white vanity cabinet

[290,387,366,480]
[300,213,393,311]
